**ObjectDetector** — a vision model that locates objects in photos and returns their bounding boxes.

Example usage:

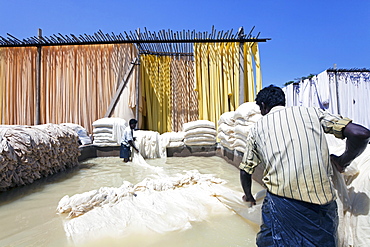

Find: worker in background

[239,85,370,246]
[120,119,139,162]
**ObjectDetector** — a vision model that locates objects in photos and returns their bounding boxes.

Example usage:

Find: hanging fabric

[0,44,137,134]
[194,42,240,128]
[140,54,172,133]
[251,43,262,93]
[0,47,37,125]
[171,56,198,132]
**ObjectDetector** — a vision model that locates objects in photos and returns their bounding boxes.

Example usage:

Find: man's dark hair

[129,119,138,125]
[255,85,286,108]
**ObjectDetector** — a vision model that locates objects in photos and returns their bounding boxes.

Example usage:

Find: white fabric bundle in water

[92,118,127,146]
[183,120,216,146]
[56,153,263,245]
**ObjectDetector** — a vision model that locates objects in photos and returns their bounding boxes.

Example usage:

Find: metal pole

[35,28,42,125]
[238,27,245,105]
[335,71,340,114]
[239,42,245,105]
[135,56,140,124]
[135,28,141,125]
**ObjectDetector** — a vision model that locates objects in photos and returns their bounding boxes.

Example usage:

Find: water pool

[0,155,263,247]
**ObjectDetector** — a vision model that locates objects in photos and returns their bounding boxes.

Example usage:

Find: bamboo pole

[35,28,42,125]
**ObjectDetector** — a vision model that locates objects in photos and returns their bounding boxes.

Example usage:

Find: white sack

[218,111,236,126]
[183,120,215,132]
[185,128,217,138]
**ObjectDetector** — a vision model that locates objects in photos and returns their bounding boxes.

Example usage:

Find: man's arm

[128,140,139,152]
[240,169,256,207]
[331,122,370,172]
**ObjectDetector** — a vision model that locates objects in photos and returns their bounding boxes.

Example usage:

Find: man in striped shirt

[239,85,370,246]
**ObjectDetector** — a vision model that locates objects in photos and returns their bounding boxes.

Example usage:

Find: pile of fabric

[217,111,236,151]
[135,130,166,159]
[160,131,185,148]
[0,124,80,191]
[61,123,92,145]
[92,118,127,146]
[217,102,261,153]
[183,120,217,146]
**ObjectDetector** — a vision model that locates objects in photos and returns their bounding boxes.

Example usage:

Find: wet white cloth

[57,153,253,245]
[326,134,370,247]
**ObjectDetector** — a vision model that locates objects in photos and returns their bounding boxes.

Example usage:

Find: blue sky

[0,0,369,87]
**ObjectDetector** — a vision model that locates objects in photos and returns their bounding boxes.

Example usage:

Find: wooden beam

[35,28,42,125]
[104,57,139,117]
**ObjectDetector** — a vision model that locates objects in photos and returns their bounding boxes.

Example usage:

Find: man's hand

[330,154,347,173]
[242,194,256,207]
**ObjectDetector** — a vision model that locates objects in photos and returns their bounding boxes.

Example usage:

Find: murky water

[0,156,263,247]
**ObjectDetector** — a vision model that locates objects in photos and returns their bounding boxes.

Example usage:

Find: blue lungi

[256,192,338,247]
[120,144,131,159]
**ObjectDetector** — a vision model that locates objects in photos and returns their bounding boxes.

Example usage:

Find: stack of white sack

[217,111,236,150]
[0,124,80,191]
[61,123,92,145]
[183,120,217,146]
[325,134,370,247]
[232,102,262,153]
[92,118,127,146]
[160,131,185,148]
[135,130,166,159]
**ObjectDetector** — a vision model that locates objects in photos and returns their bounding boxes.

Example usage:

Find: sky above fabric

[0,0,368,88]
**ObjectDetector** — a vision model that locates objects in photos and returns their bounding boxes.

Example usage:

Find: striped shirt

[239,106,352,205]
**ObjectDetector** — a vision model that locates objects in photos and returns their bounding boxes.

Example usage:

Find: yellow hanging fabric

[242,42,263,102]
[251,42,262,93]
[0,48,4,123]
[140,54,172,133]
[230,42,240,111]
[193,42,240,128]
[243,42,255,102]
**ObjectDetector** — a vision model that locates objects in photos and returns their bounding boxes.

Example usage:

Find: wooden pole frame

[104,57,139,117]
[35,28,42,125]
